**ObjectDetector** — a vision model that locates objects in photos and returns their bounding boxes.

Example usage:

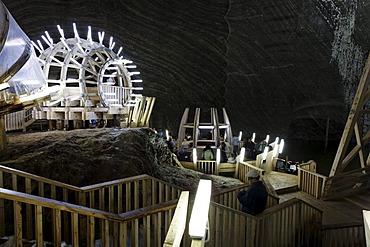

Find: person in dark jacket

[237,170,267,215]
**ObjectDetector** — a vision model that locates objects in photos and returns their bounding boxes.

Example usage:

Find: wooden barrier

[212,182,279,211]
[196,160,218,174]
[0,165,182,241]
[4,108,35,131]
[80,176,182,213]
[298,160,327,199]
[182,198,322,247]
[236,161,265,183]
[321,222,365,247]
[196,160,237,176]
[322,166,370,200]
[0,188,177,246]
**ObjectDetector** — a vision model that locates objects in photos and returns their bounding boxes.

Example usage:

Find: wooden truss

[330,53,370,176]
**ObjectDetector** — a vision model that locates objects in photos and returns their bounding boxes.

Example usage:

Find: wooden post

[0,117,6,151]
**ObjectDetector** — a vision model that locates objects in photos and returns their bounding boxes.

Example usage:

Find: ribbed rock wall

[3,0,370,140]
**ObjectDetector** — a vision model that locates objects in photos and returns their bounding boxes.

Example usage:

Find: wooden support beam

[330,52,370,176]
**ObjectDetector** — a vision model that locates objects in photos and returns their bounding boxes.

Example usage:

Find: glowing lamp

[265,135,270,144]
[279,139,285,154]
[216,148,221,164]
[239,131,242,141]
[251,132,256,142]
[262,146,269,161]
[193,148,197,165]
[240,147,245,163]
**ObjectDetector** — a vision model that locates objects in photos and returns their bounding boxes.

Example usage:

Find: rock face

[2,0,370,140]
[0,128,242,192]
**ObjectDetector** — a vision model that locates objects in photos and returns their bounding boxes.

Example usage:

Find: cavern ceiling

[3,0,370,141]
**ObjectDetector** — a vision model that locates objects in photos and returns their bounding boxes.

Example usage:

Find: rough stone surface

[2,0,370,140]
[0,128,243,192]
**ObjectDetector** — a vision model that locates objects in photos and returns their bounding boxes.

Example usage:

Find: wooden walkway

[267,171,369,226]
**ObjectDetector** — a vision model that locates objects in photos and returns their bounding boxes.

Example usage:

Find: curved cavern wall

[2,0,370,140]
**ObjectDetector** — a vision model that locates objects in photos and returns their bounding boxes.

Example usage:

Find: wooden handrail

[297,166,328,179]
[0,165,81,191]
[0,188,122,221]
[80,174,150,191]
[239,161,265,173]
[163,191,190,247]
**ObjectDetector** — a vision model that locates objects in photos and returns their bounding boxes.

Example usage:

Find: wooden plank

[109,186,114,212]
[119,222,127,247]
[12,174,17,191]
[35,205,43,246]
[118,184,122,213]
[14,201,22,247]
[103,219,109,247]
[87,216,95,247]
[71,212,79,246]
[53,209,62,247]
[163,191,189,247]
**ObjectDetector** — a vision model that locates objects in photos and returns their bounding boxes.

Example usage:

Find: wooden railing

[0,188,177,246]
[80,176,182,213]
[236,160,265,183]
[182,198,322,247]
[297,160,327,199]
[101,85,137,106]
[321,222,365,246]
[322,166,370,200]
[212,181,279,211]
[196,160,237,176]
[4,108,35,131]
[0,165,182,239]
[196,160,218,174]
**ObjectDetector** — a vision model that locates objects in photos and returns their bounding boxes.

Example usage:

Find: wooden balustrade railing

[236,161,265,183]
[212,180,279,211]
[322,165,370,200]
[80,175,183,213]
[321,222,365,246]
[182,198,322,247]
[0,165,183,240]
[0,188,177,246]
[297,160,327,199]
[196,160,218,175]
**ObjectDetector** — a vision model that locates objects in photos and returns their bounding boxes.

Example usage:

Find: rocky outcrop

[0,128,242,192]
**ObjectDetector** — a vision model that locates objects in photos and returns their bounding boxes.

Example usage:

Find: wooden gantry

[177,107,232,151]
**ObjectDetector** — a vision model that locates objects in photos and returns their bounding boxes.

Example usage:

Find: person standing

[237,170,267,215]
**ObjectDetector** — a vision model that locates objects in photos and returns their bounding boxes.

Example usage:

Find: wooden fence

[196,160,237,176]
[182,198,322,247]
[298,160,327,199]
[236,161,265,183]
[322,166,370,200]
[4,108,34,131]
[322,222,365,247]
[0,188,177,246]
[0,165,182,242]
[212,181,279,211]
